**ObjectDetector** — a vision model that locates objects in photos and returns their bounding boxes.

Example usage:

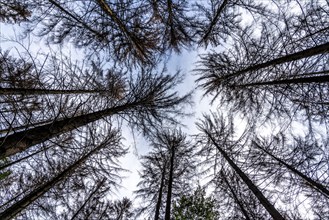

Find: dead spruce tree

[0,124,127,219]
[0,64,191,158]
[196,1,329,125]
[196,112,286,220]
[135,129,196,220]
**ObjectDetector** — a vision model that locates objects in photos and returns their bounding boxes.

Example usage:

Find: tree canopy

[0,0,328,219]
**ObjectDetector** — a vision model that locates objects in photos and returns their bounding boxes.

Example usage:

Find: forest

[0,0,328,219]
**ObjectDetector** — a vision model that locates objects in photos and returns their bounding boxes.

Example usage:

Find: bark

[224,42,329,80]
[0,119,54,136]
[253,141,329,197]
[154,164,166,220]
[205,131,285,220]
[71,178,106,220]
[0,141,105,220]
[0,87,109,96]
[221,171,251,220]
[164,146,175,220]
[237,72,329,88]
[0,101,140,158]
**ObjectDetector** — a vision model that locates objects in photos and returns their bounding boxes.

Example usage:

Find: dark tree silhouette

[196,2,329,124]
[0,126,126,219]
[252,139,329,197]
[146,0,195,52]
[196,113,285,220]
[135,130,196,219]
[193,0,273,47]
[0,67,191,158]
[22,0,161,67]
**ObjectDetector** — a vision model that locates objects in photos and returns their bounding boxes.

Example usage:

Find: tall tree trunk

[0,87,110,96]
[71,178,106,220]
[225,42,329,80]
[205,131,285,220]
[0,119,54,136]
[0,101,141,158]
[253,141,329,197]
[164,146,175,220]
[0,141,106,220]
[154,164,166,220]
[237,72,329,88]
[221,171,251,220]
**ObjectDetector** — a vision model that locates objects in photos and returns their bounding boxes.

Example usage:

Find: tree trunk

[221,171,251,220]
[0,87,109,96]
[205,131,285,220]
[71,178,106,220]
[0,141,106,220]
[225,42,329,80]
[164,146,175,220]
[237,73,329,88]
[0,101,140,158]
[253,141,329,197]
[154,164,166,220]
[0,119,54,136]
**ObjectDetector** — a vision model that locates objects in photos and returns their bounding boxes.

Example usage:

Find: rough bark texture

[237,73,329,88]
[0,101,138,158]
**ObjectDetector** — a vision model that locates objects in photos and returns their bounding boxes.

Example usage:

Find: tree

[69,195,134,220]
[0,0,31,23]
[193,0,273,47]
[21,0,161,67]
[196,2,329,124]
[252,139,329,197]
[173,185,219,220]
[135,129,197,219]
[107,197,134,220]
[146,0,195,52]
[0,65,191,158]
[69,178,107,220]
[196,113,285,220]
[0,126,127,219]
